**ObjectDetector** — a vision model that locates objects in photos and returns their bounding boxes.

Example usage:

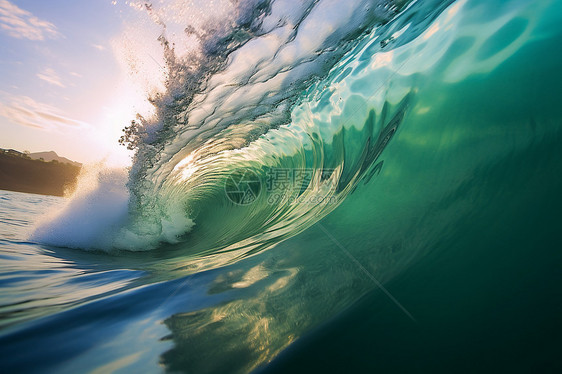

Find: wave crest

[33,0,454,255]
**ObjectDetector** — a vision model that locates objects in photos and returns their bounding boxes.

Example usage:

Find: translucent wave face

[31,0,458,254]
[33,0,462,255]
[115,0,409,249]
[110,0,457,254]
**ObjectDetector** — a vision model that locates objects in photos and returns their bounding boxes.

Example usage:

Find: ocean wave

[32,0,543,260]
[118,0,451,253]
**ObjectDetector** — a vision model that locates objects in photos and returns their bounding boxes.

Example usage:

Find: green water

[263,0,562,370]
[1,0,561,372]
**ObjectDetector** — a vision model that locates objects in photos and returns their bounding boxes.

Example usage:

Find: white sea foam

[30,165,130,250]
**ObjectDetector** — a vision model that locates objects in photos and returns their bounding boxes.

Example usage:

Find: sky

[0,0,155,165]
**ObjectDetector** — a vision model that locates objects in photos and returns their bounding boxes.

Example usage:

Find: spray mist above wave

[122,0,406,182]
[32,0,455,255]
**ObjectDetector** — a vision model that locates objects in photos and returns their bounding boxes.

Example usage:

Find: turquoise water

[1,0,562,372]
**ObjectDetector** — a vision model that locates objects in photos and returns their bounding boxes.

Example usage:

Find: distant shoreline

[0,149,81,197]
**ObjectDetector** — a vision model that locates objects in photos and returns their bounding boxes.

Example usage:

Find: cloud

[70,72,83,78]
[0,0,60,40]
[37,68,65,87]
[92,44,106,51]
[0,94,88,130]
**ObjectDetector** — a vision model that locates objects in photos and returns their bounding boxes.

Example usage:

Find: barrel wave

[35,0,456,255]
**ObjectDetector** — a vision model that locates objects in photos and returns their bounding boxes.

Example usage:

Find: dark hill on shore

[28,151,82,167]
[0,149,81,197]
